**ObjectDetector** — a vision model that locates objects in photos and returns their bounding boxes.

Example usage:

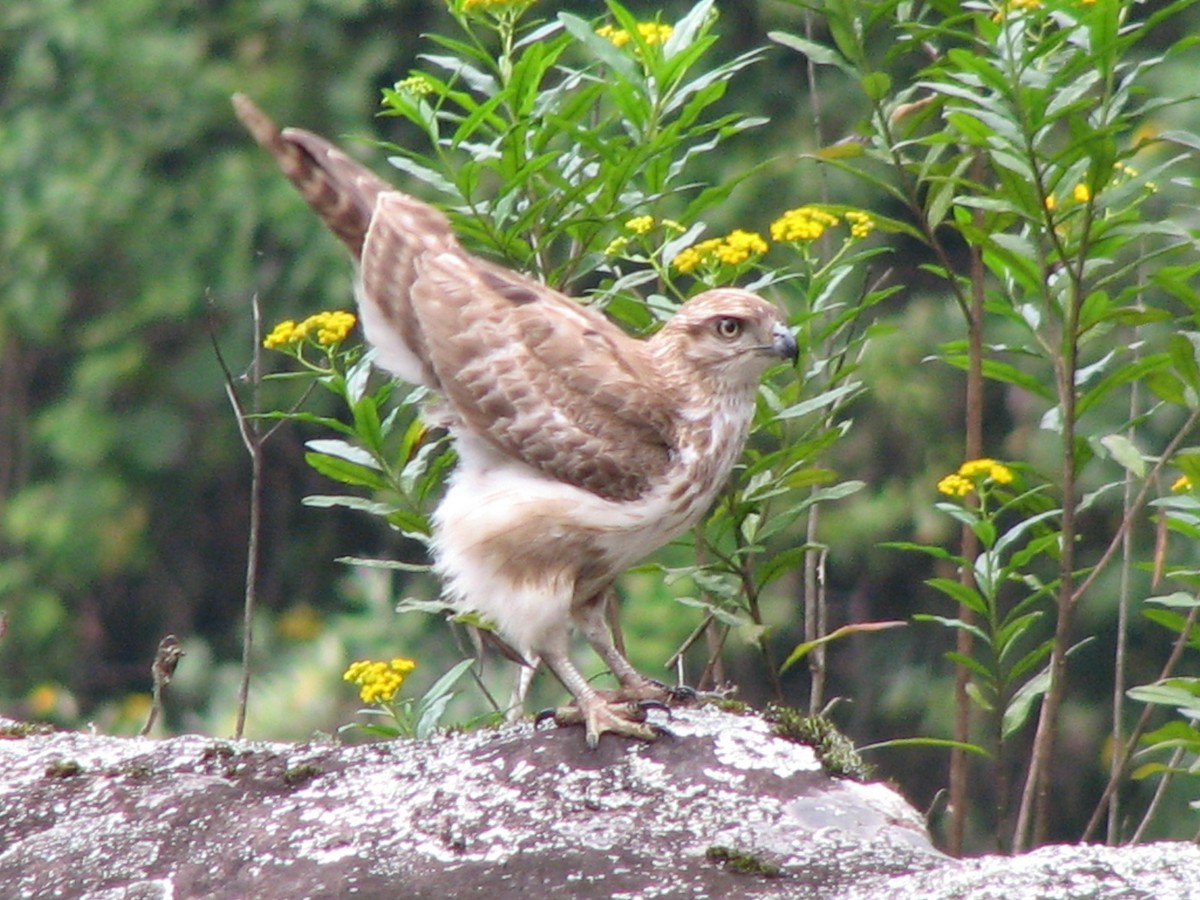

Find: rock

[0,707,1196,899]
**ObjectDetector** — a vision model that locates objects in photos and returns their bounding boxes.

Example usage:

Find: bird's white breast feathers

[432,399,754,657]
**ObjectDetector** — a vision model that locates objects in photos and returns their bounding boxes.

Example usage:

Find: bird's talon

[666,684,699,704]
[636,698,671,718]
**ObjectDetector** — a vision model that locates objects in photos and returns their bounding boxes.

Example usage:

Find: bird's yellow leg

[574,594,696,705]
[538,650,666,749]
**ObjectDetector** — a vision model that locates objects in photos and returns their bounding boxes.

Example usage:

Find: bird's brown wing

[398,237,682,502]
[235,95,680,500]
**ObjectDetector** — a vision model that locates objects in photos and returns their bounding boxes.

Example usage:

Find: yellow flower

[1110,163,1156,193]
[394,75,434,96]
[1044,193,1057,212]
[463,0,535,9]
[770,206,841,242]
[1172,474,1193,493]
[343,657,417,705]
[844,209,875,240]
[672,238,722,274]
[938,458,1015,498]
[958,457,1014,484]
[277,603,322,641]
[120,692,153,723]
[263,320,298,349]
[596,22,673,49]
[1073,183,1092,203]
[636,22,673,45]
[604,235,630,256]
[993,0,1042,20]
[716,229,768,265]
[311,310,357,345]
[27,683,61,717]
[937,473,975,498]
[671,230,767,274]
[625,215,655,235]
[265,311,357,349]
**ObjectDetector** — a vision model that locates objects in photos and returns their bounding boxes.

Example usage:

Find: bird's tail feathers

[232,93,387,258]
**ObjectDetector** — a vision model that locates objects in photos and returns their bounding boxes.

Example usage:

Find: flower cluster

[604,215,685,256]
[463,0,536,10]
[992,0,1041,21]
[624,215,655,235]
[596,22,673,48]
[845,209,875,240]
[343,657,417,705]
[770,206,842,242]
[938,458,1015,498]
[394,75,434,96]
[263,310,357,350]
[672,229,768,274]
[1044,183,1090,211]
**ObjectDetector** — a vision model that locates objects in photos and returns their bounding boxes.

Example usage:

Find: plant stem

[1083,600,1200,841]
[948,156,988,857]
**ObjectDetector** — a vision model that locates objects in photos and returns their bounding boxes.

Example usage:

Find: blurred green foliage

[2,0,1199,854]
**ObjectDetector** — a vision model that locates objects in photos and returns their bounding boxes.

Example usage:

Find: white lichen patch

[712,720,822,778]
[0,707,954,898]
[507,759,535,781]
[701,766,746,787]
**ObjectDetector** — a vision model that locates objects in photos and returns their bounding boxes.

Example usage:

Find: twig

[1082,600,1200,841]
[139,634,185,737]
[449,623,504,715]
[697,623,732,691]
[1130,745,1186,844]
[665,610,716,672]
[210,294,267,740]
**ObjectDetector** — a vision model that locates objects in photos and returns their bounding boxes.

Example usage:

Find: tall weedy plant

[252,0,886,727]
[773,0,1199,850]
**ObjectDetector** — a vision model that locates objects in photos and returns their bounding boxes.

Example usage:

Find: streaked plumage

[234,94,797,746]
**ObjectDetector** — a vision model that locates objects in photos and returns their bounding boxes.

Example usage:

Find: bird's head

[649,289,797,392]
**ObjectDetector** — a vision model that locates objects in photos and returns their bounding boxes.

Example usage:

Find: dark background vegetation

[2,0,1197,852]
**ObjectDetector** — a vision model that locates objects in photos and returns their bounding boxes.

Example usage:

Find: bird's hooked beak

[771,323,799,365]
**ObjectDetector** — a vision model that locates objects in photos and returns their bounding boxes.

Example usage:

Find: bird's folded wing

[399,250,681,503]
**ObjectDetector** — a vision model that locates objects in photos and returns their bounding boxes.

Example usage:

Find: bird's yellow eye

[715,317,742,339]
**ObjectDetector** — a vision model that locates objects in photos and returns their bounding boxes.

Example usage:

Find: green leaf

[913,613,991,646]
[559,12,639,82]
[965,681,993,712]
[305,439,383,471]
[303,494,398,517]
[856,737,990,758]
[925,577,989,617]
[768,31,855,74]
[336,556,431,573]
[779,620,905,673]
[860,71,892,102]
[1002,666,1050,739]
[303,453,388,490]
[1145,592,1200,609]
[1128,679,1200,715]
[415,659,475,739]
[1169,332,1200,394]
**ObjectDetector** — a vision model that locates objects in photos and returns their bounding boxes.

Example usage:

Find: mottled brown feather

[232,93,391,256]
[409,257,679,500]
[235,94,685,500]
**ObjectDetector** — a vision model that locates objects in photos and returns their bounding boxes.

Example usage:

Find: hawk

[233,94,797,746]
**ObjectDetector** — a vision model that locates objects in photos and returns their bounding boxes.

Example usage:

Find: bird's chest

[605,399,755,561]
